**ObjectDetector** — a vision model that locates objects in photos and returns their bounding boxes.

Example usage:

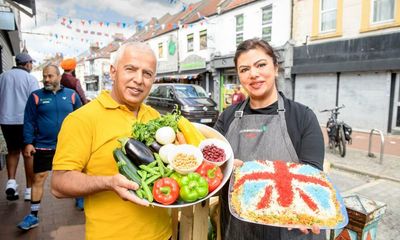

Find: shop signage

[0,12,15,30]
[180,54,206,71]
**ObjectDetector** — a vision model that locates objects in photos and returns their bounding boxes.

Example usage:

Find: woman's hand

[288,225,320,235]
[109,174,149,207]
[233,159,244,168]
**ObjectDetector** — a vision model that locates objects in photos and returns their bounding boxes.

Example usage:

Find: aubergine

[149,141,162,153]
[118,138,155,166]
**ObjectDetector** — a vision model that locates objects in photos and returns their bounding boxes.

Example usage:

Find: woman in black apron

[214,39,326,240]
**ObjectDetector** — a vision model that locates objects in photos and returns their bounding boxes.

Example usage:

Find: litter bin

[331,194,386,240]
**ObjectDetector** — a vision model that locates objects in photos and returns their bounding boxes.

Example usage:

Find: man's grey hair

[43,64,61,75]
[111,42,156,67]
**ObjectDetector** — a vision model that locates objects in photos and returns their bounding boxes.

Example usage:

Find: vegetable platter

[113,114,234,208]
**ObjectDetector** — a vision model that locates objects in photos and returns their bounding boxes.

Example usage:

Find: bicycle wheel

[338,126,346,157]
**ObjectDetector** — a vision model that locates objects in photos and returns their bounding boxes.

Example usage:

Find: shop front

[210,54,239,111]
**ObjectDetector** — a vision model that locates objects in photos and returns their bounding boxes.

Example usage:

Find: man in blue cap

[0,52,39,201]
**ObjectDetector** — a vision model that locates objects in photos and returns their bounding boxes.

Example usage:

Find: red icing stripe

[297,187,318,211]
[257,185,272,209]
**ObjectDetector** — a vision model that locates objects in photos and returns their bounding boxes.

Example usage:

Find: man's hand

[288,225,321,235]
[109,174,149,207]
[23,144,36,157]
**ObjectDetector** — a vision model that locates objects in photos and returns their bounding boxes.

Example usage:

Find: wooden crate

[172,197,221,240]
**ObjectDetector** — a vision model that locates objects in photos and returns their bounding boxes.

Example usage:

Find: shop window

[360,0,399,32]
[187,33,194,52]
[311,0,343,40]
[262,6,272,42]
[158,42,163,58]
[200,30,207,50]
[236,14,244,46]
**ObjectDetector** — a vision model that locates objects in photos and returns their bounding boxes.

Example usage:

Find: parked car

[146,83,219,126]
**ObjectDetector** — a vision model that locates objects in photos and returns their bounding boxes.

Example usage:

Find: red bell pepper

[195,162,223,192]
[152,177,180,205]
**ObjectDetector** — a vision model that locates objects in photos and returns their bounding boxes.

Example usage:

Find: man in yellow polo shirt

[51,42,171,240]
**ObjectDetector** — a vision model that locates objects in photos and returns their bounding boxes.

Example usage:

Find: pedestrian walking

[51,42,172,240]
[17,64,82,230]
[0,52,39,201]
[60,58,89,104]
[231,85,246,105]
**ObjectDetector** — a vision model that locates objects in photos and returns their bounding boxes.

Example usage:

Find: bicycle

[320,105,352,157]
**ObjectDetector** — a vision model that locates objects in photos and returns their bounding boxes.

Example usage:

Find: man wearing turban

[60,58,89,105]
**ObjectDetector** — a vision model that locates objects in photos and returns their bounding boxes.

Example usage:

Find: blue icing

[242,181,268,204]
[304,185,331,210]
[240,161,266,174]
[297,165,320,176]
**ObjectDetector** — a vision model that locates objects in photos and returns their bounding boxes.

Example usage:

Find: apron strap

[234,98,249,119]
[277,94,299,162]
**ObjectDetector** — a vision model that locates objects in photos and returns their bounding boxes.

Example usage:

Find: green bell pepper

[170,172,183,186]
[179,173,209,203]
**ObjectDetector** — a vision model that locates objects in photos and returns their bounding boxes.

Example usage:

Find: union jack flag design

[230,160,344,227]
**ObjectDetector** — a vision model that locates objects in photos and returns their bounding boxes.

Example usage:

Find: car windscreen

[174,85,208,99]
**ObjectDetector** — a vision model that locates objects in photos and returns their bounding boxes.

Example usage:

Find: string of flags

[59,16,134,29]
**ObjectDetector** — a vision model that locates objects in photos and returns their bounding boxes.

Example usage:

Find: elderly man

[51,42,171,240]
[17,64,82,230]
[0,53,39,201]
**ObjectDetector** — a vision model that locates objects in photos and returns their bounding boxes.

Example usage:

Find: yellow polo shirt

[53,91,171,240]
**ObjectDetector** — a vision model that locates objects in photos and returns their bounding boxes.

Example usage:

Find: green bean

[165,168,173,177]
[140,165,159,175]
[136,189,144,199]
[145,174,161,185]
[141,180,153,202]
[147,161,158,168]
[137,170,146,179]
[140,171,147,181]
[156,156,165,177]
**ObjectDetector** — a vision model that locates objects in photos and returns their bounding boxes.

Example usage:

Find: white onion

[155,126,176,145]
[159,144,176,164]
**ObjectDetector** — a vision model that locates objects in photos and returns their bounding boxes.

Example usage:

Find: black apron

[220,95,326,240]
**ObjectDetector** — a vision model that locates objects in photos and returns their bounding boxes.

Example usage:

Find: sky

[21,0,197,64]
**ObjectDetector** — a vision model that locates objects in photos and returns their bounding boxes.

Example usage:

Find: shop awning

[4,0,36,17]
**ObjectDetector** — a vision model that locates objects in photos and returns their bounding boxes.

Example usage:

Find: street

[327,163,400,240]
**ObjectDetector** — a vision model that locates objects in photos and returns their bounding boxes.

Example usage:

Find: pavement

[0,128,399,239]
[322,127,400,183]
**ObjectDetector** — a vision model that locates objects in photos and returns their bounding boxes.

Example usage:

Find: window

[187,33,194,52]
[320,0,337,32]
[174,85,208,98]
[199,30,207,50]
[158,42,163,58]
[262,6,272,41]
[311,0,343,40]
[236,14,244,46]
[372,0,395,23]
[360,0,399,32]
[150,86,169,98]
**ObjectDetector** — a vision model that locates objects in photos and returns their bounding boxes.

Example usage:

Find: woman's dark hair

[234,38,278,68]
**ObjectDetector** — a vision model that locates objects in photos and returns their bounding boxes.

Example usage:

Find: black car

[146,83,219,126]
